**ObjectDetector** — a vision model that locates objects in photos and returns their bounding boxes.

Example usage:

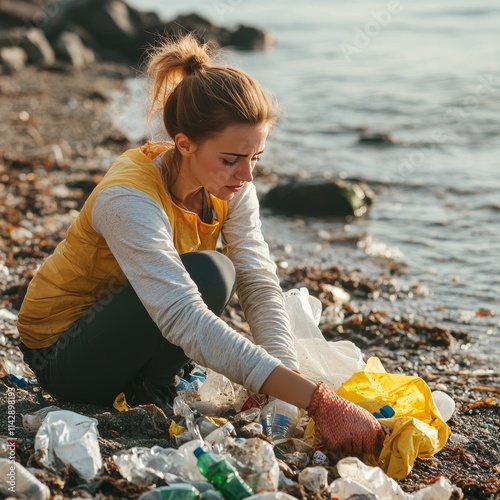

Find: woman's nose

[235,160,254,183]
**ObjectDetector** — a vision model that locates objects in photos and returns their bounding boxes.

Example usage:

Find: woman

[17,35,384,455]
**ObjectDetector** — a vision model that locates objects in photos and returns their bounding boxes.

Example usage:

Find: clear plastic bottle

[0,459,50,500]
[260,399,300,441]
[193,447,253,500]
[204,422,235,448]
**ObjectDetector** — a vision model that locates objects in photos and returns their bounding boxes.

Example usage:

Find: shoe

[124,375,177,412]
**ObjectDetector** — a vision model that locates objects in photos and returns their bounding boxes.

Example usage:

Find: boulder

[0,28,55,66]
[0,46,28,73]
[227,25,274,50]
[0,1,274,68]
[53,31,95,68]
[261,178,375,217]
[67,0,151,62]
[139,14,272,54]
[0,1,43,29]
[358,130,398,145]
[139,13,232,55]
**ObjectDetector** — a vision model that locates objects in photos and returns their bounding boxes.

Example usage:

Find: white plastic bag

[329,457,454,500]
[284,288,366,390]
[34,410,102,481]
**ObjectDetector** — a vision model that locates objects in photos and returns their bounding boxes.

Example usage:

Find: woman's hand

[307,382,385,455]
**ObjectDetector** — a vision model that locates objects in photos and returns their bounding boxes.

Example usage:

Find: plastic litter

[6,373,34,387]
[0,438,9,459]
[194,446,253,499]
[22,406,61,433]
[246,494,298,500]
[34,409,103,481]
[336,358,450,479]
[432,390,456,422]
[114,439,211,486]
[113,446,176,486]
[240,423,263,436]
[173,396,204,445]
[0,458,50,500]
[139,482,224,499]
[311,449,329,466]
[138,483,202,500]
[373,404,396,418]
[260,399,300,441]
[298,466,328,493]
[284,287,366,390]
[204,422,236,449]
[223,437,279,493]
[329,457,454,500]
[195,371,237,414]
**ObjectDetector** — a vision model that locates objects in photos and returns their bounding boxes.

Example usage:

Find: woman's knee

[180,251,235,314]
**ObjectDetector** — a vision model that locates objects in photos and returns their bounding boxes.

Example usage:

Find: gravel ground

[0,62,499,500]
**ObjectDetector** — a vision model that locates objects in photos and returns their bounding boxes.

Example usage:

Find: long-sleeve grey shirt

[92,181,299,394]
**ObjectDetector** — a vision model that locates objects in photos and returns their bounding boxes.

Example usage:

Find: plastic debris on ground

[34,409,103,481]
[0,458,51,500]
[22,406,62,433]
[113,439,209,485]
[284,287,367,390]
[336,357,450,479]
[298,466,328,494]
[5,286,461,498]
[329,457,456,500]
[224,437,280,493]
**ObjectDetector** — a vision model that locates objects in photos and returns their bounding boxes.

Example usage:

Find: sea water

[122,0,500,363]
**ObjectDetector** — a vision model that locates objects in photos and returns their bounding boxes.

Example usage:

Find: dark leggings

[20,251,236,407]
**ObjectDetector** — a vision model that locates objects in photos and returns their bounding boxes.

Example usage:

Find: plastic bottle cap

[193,446,206,458]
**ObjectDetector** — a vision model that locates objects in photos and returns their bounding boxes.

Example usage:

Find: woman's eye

[252,156,261,163]
[222,158,238,166]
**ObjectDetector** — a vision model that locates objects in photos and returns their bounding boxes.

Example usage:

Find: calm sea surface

[123,0,500,363]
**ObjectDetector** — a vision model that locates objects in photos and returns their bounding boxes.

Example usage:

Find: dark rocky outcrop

[358,130,398,146]
[0,0,273,73]
[261,178,375,217]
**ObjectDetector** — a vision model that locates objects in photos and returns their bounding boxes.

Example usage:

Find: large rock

[68,0,157,62]
[0,1,44,29]
[0,0,274,68]
[139,13,232,55]
[0,47,28,73]
[261,178,375,217]
[53,31,95,68]
[228,25,274,50]
[140,13,273,54]
[0,28,55,66]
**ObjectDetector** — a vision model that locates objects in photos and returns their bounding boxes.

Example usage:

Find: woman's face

[177,122,269,200]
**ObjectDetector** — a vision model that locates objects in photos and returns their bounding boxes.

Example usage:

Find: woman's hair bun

[184,53,205,75]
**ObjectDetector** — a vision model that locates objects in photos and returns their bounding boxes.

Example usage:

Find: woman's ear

[175,133,197,157]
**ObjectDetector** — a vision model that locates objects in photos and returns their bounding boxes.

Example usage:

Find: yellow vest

[18,142,228,348]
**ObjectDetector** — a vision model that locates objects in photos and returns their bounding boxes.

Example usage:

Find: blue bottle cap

[380,405,395,417]
[373,405,395,418]
[194,446,206,458]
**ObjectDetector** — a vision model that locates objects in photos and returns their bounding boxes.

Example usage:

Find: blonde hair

[146,34,278,143]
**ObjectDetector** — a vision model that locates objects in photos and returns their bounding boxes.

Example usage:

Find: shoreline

[0,63,499,499]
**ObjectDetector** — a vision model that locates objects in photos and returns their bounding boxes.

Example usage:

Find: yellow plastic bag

[336,357,450,479]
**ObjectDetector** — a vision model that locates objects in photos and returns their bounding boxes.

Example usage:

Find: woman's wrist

[259,364,318,409]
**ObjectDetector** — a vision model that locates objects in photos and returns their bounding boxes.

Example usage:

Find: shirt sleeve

[222,182,300,371]
[92,186,282,393]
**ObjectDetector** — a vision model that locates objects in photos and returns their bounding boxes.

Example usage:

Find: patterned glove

[307,382,385,455]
